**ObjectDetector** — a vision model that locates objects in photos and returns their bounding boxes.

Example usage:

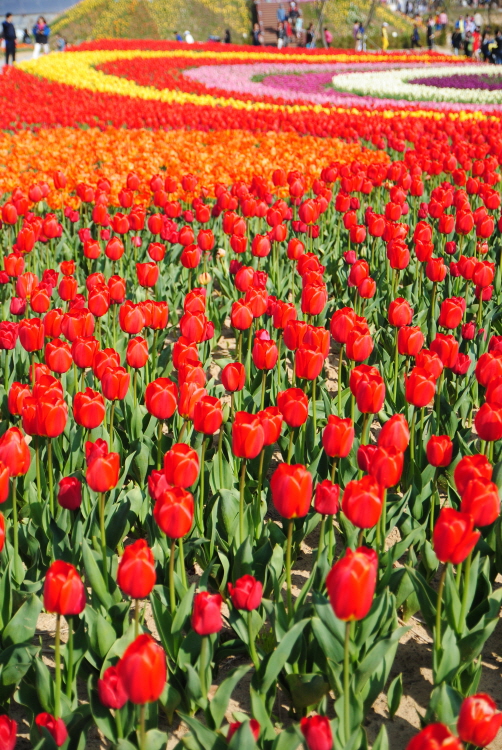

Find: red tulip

[257,406,283,446]
[145,378,178,420]
[43,560,86,615]
[433,508,480,564]
[192,591,223,635]
[322,415,354,458]
[454,454,493,496]
[277,388,309,429]
[406,724,463,750]
[35,714,68,747]
[368,447,404,488]
[300,715,333,750]
[270,463,312,519]
[0,714,16,750]
[314,480,340,515]
[58,476,82,511]
[426,436,453,467]
[0,427,31,476]
[154,487,194,538]
[457,693,502,748]
[118,634,166,704]
[232,412,265,460]
[405,367,436,407]
[193,395,223,434]
[342,475,382,528]
[388,298,413,327]
[117,539,156,599]
[475,402,502,442]
[228,575,263,611]
[326,546,378,621]
[97,665,128,710]
[460,479,500,527]
[86,446,120,493]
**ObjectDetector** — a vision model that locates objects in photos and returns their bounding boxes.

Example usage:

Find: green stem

[357,528,364,547]
[199,636,209,700]
[435,371,444,431]
[239,458,246,546]
[48,440,54,518]
[337,345,344,416]
[286,519,293,621]
[287,429,295,463]
[11,477,18,562]
[35,436,41,504]
[380,488,387,555]
[361,413,370,446]
[409,408,416,463]
[312,377,317,435]
[392,329,399,403]
[99,492,108,587]
[178,536,187,590]
[55,614,61,719]
[134,599,140,638]
[434,566,447,662]
[133,369,138,406]
[116,709,123,739]
[198,438,207,533]
[260,370,267,411]
[459,551,472,633]
[430,470,438,536]
[317,516,326,564]
[344,621,351,744]
[109,401,115,451]
[169,538,176,612]
[157,420,163,470]
[247,611,259,669]
[65,617,74,699]
[138,704,146,750]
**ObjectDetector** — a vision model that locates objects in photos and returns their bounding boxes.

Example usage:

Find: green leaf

[145,729,169,750]
[208,664,251,730]
[257,618,309,695]
[2,594,42,647]
[406,566,437,630]
[271,726,302,750]
[372,725,389,750]
[285,673,330,710]
[88,678,117,742]
[228,721,258,750]
[179,714,227,750]
[354,628,408,695]
[82,540,114,609]
[387,673,403,719]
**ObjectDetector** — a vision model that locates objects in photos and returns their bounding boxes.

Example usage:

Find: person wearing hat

[184,30,194,43]
[381,22,389,51]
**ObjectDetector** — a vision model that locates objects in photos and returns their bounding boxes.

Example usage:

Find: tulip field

[1,40,502,750]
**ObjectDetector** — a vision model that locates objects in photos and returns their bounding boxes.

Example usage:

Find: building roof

[0,0,72,14]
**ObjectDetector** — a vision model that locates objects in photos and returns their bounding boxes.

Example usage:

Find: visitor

[277,21,286,48]
[464,30,473,56]
[426,17,434,49]
[353,20,359,48]
[174,31,183,41]
[1,12,16,65]
[451,29,462,54]
[252,23,262,46]
[55,33,66,51]
[22,27,31,43]
[411,23,421,47]
[494,28,502,64]
[277,3,286,23]
[324,27,333,47]
[381,22,389,50]
[472,27,481,59]
[284,18,293,46]
[439,9,447,28]
[296,10,303,41]
[356,22,366,51]
[184,30,194,43]
[32,16,50,58]
[306,23,314,48]
[224,29,231,44]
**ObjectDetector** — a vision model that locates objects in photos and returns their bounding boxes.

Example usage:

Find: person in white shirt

[184,30,194,43]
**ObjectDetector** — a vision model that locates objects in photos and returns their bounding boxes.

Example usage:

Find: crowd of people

[250,2,332,50]
[1,13,67,65]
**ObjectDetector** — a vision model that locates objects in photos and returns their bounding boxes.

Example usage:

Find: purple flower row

[410,73,502,91]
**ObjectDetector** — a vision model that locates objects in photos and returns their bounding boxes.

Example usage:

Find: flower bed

[0,40,501,750]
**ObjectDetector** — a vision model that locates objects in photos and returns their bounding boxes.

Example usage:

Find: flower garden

[0,40,502,750]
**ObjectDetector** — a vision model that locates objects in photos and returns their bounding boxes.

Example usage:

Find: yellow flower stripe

[18,48,484,122]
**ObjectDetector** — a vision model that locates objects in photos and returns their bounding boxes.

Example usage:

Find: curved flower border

[331,64,502,106]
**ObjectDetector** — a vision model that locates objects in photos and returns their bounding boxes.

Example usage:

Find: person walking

[411,23,421,48]
[324,27,332,47]
[277,22,286,48]
[426,17,434,50]
[32,16,50,58]
[381,22,389,50]
[2,13,16,65]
